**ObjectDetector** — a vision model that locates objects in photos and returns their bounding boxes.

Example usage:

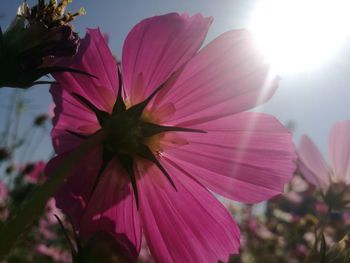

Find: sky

[1,0,350,163]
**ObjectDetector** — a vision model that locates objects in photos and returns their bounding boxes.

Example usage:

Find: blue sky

[1,0,350,163]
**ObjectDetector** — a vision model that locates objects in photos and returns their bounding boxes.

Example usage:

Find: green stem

[0,131,105,258]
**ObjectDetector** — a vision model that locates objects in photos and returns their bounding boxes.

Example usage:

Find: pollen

[18,0,85,29]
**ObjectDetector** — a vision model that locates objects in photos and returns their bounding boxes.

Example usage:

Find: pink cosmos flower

[48,13,296,262]
[298,120,350,190]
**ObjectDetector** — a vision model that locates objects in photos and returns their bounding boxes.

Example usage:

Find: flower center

[104,113,144,156]
[70,69,206,208]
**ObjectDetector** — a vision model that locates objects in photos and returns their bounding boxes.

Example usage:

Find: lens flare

[249,0,350,73]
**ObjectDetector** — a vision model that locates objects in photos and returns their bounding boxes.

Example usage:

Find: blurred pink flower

[343,212,350,224]
[48,103,56,119]
[25,160,46,183]
[315,202,329,214]
[0,182,9,222]
[284,191,303,204]
[290,175,309,192]
[48,13,296,262]
[0,208,9,222]
[298,121,350,190]
[44,198,63,224]
[38,198,63,240]
[36,244,71,263]
[0,181,8,203]
[293,244,308,258]
[38,219,56,240]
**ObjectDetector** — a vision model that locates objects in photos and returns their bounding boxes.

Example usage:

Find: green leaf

[319,232,326,263]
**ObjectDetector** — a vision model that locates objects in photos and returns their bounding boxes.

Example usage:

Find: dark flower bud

[81,231,138,263]
[5,165,14,175]
[34,113,48,126]
[0,148,10,162]
[0,0,86,89]
[22,163,35,175]
[324,182,350,211]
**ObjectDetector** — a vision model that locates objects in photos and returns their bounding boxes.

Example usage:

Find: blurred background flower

[298,120,350,211]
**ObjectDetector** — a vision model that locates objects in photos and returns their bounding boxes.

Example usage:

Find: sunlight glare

[249,0,350,73]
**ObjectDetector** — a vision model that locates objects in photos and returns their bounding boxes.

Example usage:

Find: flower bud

[0,0,85,88]
[324,182,350,211]
[24,161,46,183]
[0,148,10,162]
[5,165,14,175]
[34,114,48,126]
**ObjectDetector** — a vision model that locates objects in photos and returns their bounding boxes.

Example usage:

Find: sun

[249,0,350,73]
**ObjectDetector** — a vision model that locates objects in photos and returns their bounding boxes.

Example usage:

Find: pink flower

[48,13,296,262]
[38,198,64,240]
[36,244,71,263]
[48,103,56,119]
[293,244,308,258]
[0,181,8,203]
[0,181,8,222]
[44,198,63,224]
[298,121,350,189]
[25,160,46,183]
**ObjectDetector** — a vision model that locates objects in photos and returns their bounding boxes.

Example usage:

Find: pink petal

[51,29,119,154]
[49,146,103,227]
[122,13,212,104]
[52,28,118,113]
[51,86,100,154]
[79,159,141,253]
[138,159,240,263]
[160,29,277,126]
[164,112,296,203]
[298,135,330,189]
[328,120,350,183]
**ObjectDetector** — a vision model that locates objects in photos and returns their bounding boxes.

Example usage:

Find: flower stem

[0,131,105,258]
